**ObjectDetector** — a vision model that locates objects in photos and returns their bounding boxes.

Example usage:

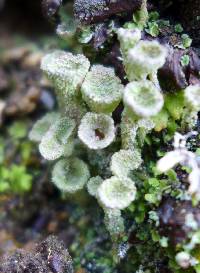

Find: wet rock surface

[0,236,73,273]
[158,198,200,245]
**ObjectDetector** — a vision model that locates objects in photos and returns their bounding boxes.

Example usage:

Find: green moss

[0,120,36,195]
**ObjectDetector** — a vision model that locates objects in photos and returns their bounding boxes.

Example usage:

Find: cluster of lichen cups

[30,27,200,240]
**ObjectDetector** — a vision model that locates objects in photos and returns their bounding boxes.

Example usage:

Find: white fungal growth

[184,84,200,111]
[118,242,130,259]
[175,252,197,269]
[157,132,200,199]
[110,149,142,178]
[81,65,123,113]
[41,50,90,94]
[98,176,136,209]
[39,117,76,160]
[156,150,189,173]
[123,80,164,117]
[29,112,60,142]
[126,40,167,81]
[117,28,141,55]
[78,112,115,150]
[87,176,103,198]
[52,157,90,193]
[188,169,200,197]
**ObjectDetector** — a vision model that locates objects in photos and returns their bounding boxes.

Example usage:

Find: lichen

[78,112,116,149]
[81,65,123,113]
[98,176,137,210]
[123,80,164,117]
[52,157,90,193]
[29,1,200,272]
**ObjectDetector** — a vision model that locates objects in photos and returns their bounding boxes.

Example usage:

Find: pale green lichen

[52,157,90,193]
[121,109,155,150]
[87,176,103,198]
[29,112,60,142]
[41,50,90,94]
[29,4,200,270]
[117,28,141,56]
[81,65,123,113]
[78,112,115,150]
[110,149,142,178]
[126,40,167,81]
[39,117,76,160]
[98,176,136,209]
[123,80,164,117]
[41,50,90,121]
[104,208,125,237]
[184,84,200,111]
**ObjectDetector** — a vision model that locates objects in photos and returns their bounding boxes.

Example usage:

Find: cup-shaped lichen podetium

[111,149,142,178]
[117,27,141,56]
[81,65,123,114]
[184,84,200,111]
[126,40,167,81]
[123,80,164,118]
[39,117,76,160]
[41,50,90,94]
[78,112,115,150]
[52,157,90,193]
[87,176,103,198]
[41,51,90,121]
[98,176,136,210]
[29,112,60,142]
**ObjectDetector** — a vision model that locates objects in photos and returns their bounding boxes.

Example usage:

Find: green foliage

[8,121,27,140]
[181,54,190,66]
[152,108,169,132]
[146,21,159,37]
[165,91,185,120]
[0,120,35,195]
[0,165,32,194]
[174,24,183,33]
[181,34,192,49]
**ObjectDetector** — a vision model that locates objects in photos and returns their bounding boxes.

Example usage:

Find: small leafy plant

[0,121,34,195]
